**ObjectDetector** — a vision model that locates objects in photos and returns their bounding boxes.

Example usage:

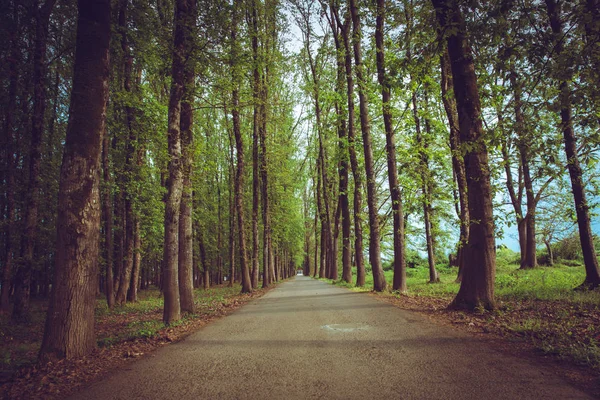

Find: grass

[329,261,600,303]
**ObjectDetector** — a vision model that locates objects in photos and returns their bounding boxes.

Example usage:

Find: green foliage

[553,234,584,261]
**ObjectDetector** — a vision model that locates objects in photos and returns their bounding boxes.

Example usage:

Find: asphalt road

[72,276,591,399]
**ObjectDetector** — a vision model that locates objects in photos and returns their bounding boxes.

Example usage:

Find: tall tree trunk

[1,2,19,313]
[375,0,406,292]
[338,11,365,287]
[440,51,468,283]
[500,135,526,252]
[432,0,496,311]
[13,0,57,321]
[332,200,340,281]
[316,162,326,279]
[299,5,333,282]
[198,229,210,290]
[127,219,141,301]
[227,115,236,287]
[545,239,554,266]
[313,189,319,278]
[419,90,440,283]
[163,0,194,325]
[250,0,261,289]
[39,0,110,361]
[509,67,537,270]
[260,48,272,289]
[178,0,197,312]
[308,54,331,281]
[269,235,276,283]
[327,3,349,283]
[260,109,272,288]
[216,172,222,288]
[350,0,386,292]
[102,127,114,308]
[115,0,135,306]
[303,188,312,276]
[231,1,252,293]
[112,174,124,296]
[546,0,600,289]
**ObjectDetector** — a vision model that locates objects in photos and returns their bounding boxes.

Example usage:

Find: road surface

[72,276,591,399]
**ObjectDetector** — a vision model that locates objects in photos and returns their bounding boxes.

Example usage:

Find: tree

[163,0,196,325]
[178,0,197,314]
[230,0,252,294]
[13,0,57,321]
[250,0,261,289]
[39,0,111,361]
[545,0,600,289]
[0,0,20,314]
[432,0,496,310]
[321,0,346,283]
[440,50,468,283]
[336,4,366,287]
[350,0,386,291]
[374,0,407,292]
[114,0,136,306]
[101,125,115,309]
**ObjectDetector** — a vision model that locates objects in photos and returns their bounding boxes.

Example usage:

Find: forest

[1,0,600,384]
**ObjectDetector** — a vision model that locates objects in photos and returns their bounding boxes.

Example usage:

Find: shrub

[553,235,582,261]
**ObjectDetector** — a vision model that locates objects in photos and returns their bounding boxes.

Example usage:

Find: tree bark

[112,172,125,296]
[1,2,19,313]
[227,115,236,287]
[327,1,350,283]
[432,0,496,311]
[127,219,141,302]
[313,188,319,278]
[317,162,326,279]
[13,0,57,321]
[260,21,273,288]
[350,0,386,291]
[337,9,365,287]
[163,0,194,325]
[231,1,252,293]
[39,0,110,361]
[178,0,197,313]
[374,0,406,292]
[198,230,210,290]
[250,0,261,289]
[101,127,114,308]
[509,67,537,269]
[412,91,439,283]
[440,50,468,283]
[545,240,554,266]
[422,91,440,283]
[546,0,600,289]
[115,0,135,306]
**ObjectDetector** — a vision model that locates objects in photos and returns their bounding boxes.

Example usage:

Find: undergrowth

[1,284,249,376]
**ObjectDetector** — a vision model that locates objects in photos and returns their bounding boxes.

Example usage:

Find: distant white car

[296,271,303,276]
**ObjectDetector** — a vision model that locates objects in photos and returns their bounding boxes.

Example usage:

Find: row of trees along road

[0,0,598,361]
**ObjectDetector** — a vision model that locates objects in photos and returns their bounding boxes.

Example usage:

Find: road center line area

[71,277,591,400]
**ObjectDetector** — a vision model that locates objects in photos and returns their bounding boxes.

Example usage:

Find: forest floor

[326,258,600,396]
[0,282,278,399]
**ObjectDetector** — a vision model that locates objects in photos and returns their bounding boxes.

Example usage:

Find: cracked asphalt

[71,276,591,399]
